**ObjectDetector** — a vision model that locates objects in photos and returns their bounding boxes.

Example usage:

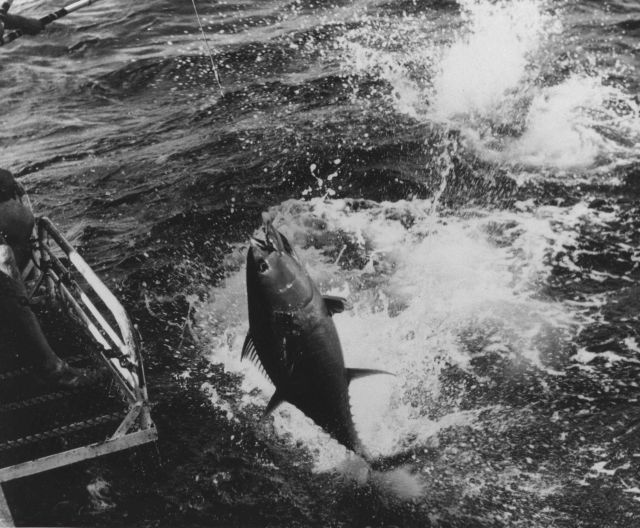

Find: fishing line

[190,0,223,95]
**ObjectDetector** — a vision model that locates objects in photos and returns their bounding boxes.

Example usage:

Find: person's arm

[3,13,43,35]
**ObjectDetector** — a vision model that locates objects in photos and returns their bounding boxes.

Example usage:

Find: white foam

[588,461,631,477]
[338,0,640,170]
[572,348,640,366]
[201,382,237,421]
[86,477,115,512]
[194,198,590,474]
[431,0,552,119]
[495,75,637,168]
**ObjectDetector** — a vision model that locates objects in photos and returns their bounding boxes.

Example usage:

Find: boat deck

[0,217,157,525]
[0,307,126,474]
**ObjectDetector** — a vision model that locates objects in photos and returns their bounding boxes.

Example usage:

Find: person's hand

[16,15,43,36]
[5,14,43,36]
[20,17,43,36]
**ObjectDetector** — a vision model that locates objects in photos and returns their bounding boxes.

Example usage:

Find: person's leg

[0,241,98,387]
[0,242,62,371]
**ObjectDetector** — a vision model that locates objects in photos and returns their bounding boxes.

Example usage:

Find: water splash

[431,0,553,120]
[194,197,584,470]
[334,458,424,501]
[371,466,425,501]
[339,0,640,170]
[495,75,639,168]
[86,477,115,512]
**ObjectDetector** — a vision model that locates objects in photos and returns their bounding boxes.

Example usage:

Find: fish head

[247,217,314,310]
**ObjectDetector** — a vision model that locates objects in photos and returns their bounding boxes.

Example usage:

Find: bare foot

[41,361,105,390]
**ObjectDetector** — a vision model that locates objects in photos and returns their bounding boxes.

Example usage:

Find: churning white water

[339,0,640,170]
[193,197,599,477]
[431,0,552,119]
[190,0,640,509]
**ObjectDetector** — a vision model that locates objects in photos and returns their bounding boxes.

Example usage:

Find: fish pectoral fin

[323,295,348,315]
[241,333,257,361]
[346,368,395,384]
[262,390,285,418]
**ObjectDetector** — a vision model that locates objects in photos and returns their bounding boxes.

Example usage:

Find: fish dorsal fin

[323,295,347,316]
[346,368,395,384]
[262,390,285,419]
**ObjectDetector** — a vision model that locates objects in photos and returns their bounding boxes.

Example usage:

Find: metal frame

[0,487,11,527]
[0,216,157,484]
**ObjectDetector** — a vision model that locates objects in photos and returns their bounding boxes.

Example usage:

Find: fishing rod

[0,0,99,46]
[0,0,15,36]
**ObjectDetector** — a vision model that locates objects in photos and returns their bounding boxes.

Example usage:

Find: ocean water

[2,0,640,526]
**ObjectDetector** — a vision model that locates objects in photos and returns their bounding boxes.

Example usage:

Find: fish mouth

[250,236,269,251]
[250,212,298,265]
[249,236,272,265]
[249,212,288,255]
[262,212,287,254]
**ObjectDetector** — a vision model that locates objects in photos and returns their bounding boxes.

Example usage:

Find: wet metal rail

[0,217,157,522]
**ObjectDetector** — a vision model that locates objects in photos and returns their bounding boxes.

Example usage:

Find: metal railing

[0,216,157,484]
[36,218,145,404]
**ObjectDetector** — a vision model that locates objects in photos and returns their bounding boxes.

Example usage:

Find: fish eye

[258,260,269,273]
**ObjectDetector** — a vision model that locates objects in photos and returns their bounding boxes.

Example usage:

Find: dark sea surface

[2,0,640,526]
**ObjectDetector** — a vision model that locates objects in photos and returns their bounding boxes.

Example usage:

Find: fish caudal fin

[262,389,285,418]
[346,368,395,384]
